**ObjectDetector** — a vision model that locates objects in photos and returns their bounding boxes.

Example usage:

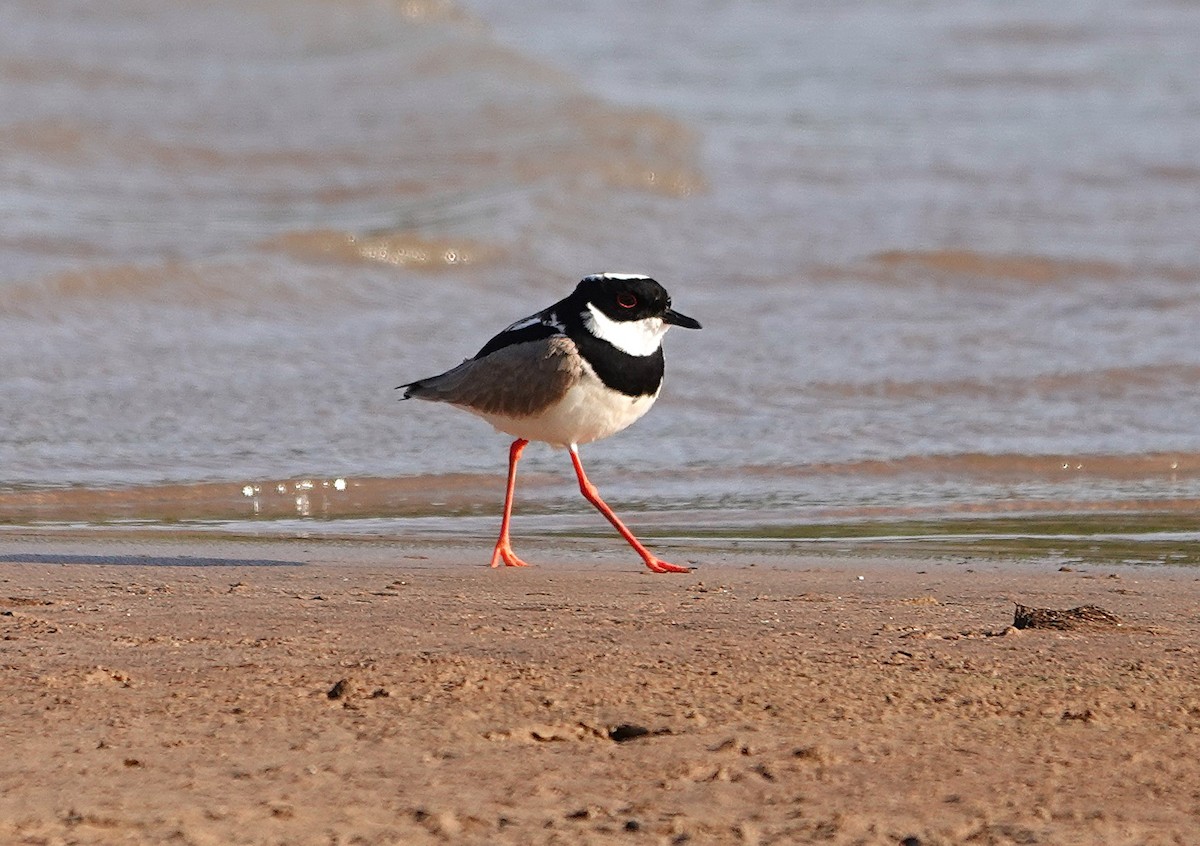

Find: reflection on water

[2,0,1199,538]
[3,453,1198,535]
[266,231,501,270]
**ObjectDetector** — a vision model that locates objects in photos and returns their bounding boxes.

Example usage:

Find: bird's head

[573,273,701,357]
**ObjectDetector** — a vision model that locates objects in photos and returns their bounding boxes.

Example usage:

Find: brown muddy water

[3,0,1199,555]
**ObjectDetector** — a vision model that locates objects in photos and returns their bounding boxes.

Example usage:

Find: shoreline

[3,501,1200,572]
[3,533,1199,843]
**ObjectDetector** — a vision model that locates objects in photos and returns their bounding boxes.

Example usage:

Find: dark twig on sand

[1013,604,1123,631]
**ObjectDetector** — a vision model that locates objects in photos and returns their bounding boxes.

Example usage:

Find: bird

[398,273,701,573]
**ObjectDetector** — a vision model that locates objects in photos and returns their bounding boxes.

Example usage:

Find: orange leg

[490,438,532,568]
[568,445,690,574]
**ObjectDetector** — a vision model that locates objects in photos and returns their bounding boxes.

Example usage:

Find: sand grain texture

[2,537,1199,845]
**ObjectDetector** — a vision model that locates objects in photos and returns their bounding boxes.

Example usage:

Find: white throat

[583,303,668,357]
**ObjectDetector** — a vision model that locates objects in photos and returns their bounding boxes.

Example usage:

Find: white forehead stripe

[584,303,668,357]
[583,272,651,282]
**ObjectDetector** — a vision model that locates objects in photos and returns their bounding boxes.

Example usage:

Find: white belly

[473,373,660,448]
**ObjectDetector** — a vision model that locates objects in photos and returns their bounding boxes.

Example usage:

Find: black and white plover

[399,273,701,573]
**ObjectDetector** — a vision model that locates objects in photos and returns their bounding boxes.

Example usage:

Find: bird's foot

[643,556,690,574]
[490,541,532,568]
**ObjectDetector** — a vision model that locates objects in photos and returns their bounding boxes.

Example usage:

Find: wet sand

[2,533,1198,844]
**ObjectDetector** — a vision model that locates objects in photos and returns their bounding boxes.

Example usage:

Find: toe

[646,558,690,574]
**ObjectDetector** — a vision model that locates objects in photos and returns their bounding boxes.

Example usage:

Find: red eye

[617,293,637,308]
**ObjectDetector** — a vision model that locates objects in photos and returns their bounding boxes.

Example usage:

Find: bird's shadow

[0,553,304,568]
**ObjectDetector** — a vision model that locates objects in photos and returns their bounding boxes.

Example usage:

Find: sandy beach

[3,532,1198,845]
[5,3,1200,844]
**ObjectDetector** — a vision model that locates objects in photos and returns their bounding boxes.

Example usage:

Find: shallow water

[3,0,1199,538]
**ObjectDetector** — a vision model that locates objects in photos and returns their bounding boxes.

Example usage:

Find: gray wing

[402,335,583,418]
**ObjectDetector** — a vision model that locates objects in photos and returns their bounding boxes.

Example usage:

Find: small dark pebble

[327,679,350,699]
[370,688,389,698]
[624,820,641,832]
[608,724,651,743]
[900,838,922,846]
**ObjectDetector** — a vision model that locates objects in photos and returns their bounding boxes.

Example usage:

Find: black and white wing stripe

[471,309,565,360]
